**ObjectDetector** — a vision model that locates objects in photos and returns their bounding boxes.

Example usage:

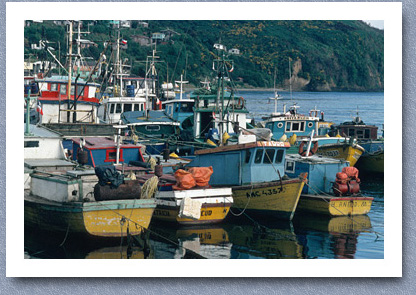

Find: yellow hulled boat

[153,188,233,225]
[188,141,307,221]
[25,192,156,237]
[25,171,156,238]
[231,177,306,220]
[315,142,365,167]
[297,194,373,216]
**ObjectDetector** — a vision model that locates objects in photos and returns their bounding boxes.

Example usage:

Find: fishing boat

[355,142,384,174]
[97,28,153,123]
[332,112,384,174]
[25,173,156,238]
[121,110,182,154]
[187,140,307,220]
[153,187,233,225]
[24,122,156,239]
[285,151,373,216]
[187,47,250,144]
[262,103,320,141]
[312,137,365,167]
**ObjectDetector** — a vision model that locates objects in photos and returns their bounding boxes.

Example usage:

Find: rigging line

[59,223,70,247]
[93,199,205,258]
[171,26,190,84]
[228,185,253,217]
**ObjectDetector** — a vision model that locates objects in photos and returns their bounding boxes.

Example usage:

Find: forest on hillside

[24,20,384,91]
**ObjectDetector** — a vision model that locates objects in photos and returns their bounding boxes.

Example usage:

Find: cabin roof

[24,124,63,138]
[122,111,177,124]
[71,137,142,150]
[195,141,290,155]
[286,154,348,165]
[162,99,194,104]
[43,76,100,86]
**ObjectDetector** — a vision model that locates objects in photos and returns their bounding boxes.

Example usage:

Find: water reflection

[25,213,376,259]
[25,225,151,259]
[293,213,372,259]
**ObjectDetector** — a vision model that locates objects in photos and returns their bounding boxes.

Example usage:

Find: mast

[66,21,73,123]
[289,57,293,103]
[175,74,188,100]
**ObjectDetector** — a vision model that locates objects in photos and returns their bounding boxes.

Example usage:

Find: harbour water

[24,91,384,259]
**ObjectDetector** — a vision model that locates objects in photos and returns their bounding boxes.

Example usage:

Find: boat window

[105,148,124,163]
[108,151,117,160]
[365,129,371,138]
[134,104,140,111]
[116,104,122,113]
[50,83,58,91]
[285,161,295,173]
[308,122,314,128]
[263,149,275,164]
[254,149,263,164]
[167,106,172,115]
[348,129,355,137]
[245,150,252,163]
[275,149,284,163]
[24,140,39,148]
[277,122,283,128]
[292,122,300,130]
[124,103,132,112]
[287,121,306,132]
[180,103,193,112]
[76,86,85,97]
[110,103,115,114]
[356,129,364,138]
[141,104,144,111]
[145,125,161,131]
[70,85,75,96]
[60,84,67,95]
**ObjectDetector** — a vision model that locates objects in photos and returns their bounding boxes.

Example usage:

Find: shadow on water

[24,225,151,259]
[292,213,374,259]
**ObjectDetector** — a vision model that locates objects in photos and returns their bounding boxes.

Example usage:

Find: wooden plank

[195,142,257,155]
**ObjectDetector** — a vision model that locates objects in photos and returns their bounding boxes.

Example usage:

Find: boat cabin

[71,137,145,167]
[336,119,378,141]
[162,99,194,124]
[187,141,290,186]
[99,97,146,123]
[191,92,249,139]
[37,76,101,124]
[285,154,348,194]
[265,114,319,140]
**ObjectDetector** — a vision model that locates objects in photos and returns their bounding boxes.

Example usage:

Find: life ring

[298,140,319,157]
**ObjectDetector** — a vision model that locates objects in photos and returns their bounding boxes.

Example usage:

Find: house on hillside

[152,32,166,43]
[131,35,152,46]
[229,48,240,55]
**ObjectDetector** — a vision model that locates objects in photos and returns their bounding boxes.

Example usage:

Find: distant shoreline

[183,86,383,93]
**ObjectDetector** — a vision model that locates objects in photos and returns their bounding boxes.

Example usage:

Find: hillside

[24,20,384,91]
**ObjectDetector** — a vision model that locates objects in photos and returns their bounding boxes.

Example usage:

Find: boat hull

[315,144,364,167]
[355,151,384,174]
[297,194,373,216]
[153,188,233,225]
[24,193,156,238]
[153,203,232,225]
[231,178,306,221]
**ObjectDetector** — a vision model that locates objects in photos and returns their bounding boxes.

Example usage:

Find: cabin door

[199,112,215,138]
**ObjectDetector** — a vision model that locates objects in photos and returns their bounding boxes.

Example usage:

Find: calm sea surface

[25,91,384,259]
